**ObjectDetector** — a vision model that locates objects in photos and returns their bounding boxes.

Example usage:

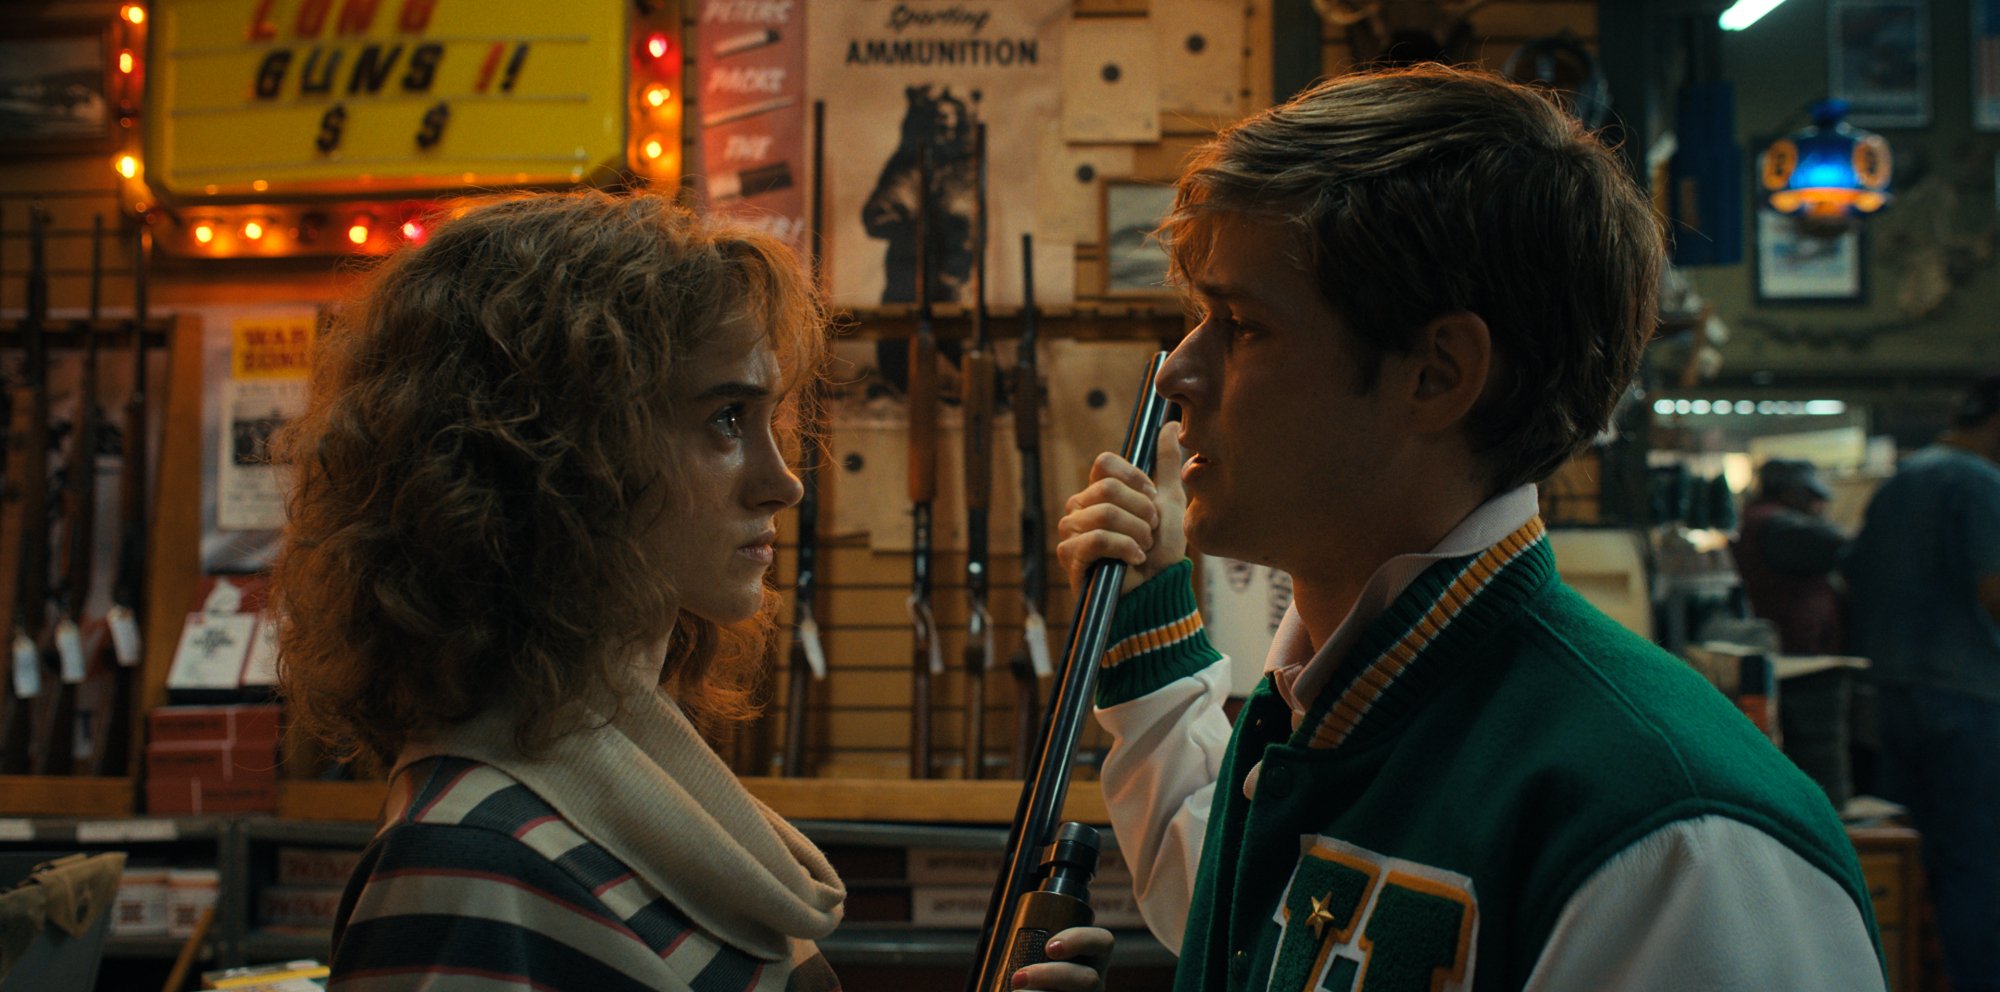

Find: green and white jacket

[1093,487,1885,991]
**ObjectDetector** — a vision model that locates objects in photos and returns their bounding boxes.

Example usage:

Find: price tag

[108,606,142,666]
[797,611,827,680]
[55,619,86,684]
[0,820,34,842]
[12,634,41,700]
[1024,608,1053,678]
[77,819,179,844]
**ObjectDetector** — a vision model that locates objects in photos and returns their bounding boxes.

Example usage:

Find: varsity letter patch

[1267,836,1478,992]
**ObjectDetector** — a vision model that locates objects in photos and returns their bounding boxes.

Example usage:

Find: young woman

[274,191,1109,991]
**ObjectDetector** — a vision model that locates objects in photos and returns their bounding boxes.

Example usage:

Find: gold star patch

[1307,893,1337,938]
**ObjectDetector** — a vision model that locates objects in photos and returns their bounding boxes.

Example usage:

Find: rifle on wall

[92,222,150,778]
[906,144,942,779]
[968,353,1171,992]
[1009,233,1052,778]
[4,204,54,774]
[961,122,997,781]
[37,216,107,775]
[782,100,831,778]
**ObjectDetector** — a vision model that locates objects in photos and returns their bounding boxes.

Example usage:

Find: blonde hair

[273,191,827,765]
[1167,65,1664,491]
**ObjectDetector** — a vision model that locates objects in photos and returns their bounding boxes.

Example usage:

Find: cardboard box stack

[145,704,282,815]
[259,846,363,932]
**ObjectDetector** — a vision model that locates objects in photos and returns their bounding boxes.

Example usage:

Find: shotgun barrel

[967,352,1172,992]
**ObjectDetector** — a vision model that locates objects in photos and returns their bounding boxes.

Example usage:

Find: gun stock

[968,353,1171,992]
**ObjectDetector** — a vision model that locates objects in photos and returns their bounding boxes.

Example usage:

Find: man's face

[1159,213,1411,571]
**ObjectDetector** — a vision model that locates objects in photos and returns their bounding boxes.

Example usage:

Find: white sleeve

[1524,815,1885,992]
[1093,656,1235,953]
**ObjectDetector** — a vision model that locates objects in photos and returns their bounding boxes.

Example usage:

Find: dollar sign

[416,102,449,150]
[315,103,347,155]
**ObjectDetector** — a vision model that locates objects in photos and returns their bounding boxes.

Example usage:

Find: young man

[1057,66,1883,991]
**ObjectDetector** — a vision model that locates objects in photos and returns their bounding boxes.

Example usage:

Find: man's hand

[1056,423,1187,596]
[1011,926,1114,991]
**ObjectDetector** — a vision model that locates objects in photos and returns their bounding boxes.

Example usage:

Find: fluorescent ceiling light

[1720,0,1790,31]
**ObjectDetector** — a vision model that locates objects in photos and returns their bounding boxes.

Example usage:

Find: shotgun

[907,144,941,780]
[781,100,830,778]
[91,221,150,778]
[968,352,1171,992]
[38,216,106,775]
[4,204,54,774]
[961,122,996,780]
[1008,232,1052,778]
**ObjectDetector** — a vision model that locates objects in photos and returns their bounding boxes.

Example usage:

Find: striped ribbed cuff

[1096,560,1222,708]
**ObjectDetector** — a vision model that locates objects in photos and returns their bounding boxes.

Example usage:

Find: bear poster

[808,0,1070,308]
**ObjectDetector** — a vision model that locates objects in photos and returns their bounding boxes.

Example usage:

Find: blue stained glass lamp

[1760,99,1892,221]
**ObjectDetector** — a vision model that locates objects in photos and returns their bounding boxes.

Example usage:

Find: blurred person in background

[1733,457,1847,655]
[1846,374,2000,992]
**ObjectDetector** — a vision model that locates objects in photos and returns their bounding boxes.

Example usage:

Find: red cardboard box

[148,704,280,745]
[257,886,347,929]
[145,740,277,783]
[145,777,278,815]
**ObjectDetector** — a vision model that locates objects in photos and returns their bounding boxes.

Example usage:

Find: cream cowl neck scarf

[395,687,846,961]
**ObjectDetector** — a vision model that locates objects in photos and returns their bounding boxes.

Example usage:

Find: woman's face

[654,322,804,624]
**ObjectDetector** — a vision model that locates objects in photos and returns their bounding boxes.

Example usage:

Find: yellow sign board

[147,0,630,199]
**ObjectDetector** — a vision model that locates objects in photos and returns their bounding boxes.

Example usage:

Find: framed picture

[1754,210,1867,304]
[1828,0,1930,128]
[1977,1,2000,131]
[1101,180,1178,298]
[0,20,117,156]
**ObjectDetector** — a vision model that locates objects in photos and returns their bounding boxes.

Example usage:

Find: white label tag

[108,606,142,666]
[1024,608,1054,678]
[166,612,257,692]
[797,611,828,680]
[55,619,86,684]
[77,818,178,843]
[0,819,34,842]
[12,634,42,700]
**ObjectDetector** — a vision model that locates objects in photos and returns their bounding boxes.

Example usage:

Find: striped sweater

[331,756,841,991]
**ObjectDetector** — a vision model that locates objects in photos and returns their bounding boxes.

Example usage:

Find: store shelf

[104,934,206,960]
[276,777,1112,825]
[0,775,136,817]
[245,930,333,963]
[820,927,1172,969]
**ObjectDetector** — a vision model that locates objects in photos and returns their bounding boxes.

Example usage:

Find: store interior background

[0,0,1995,989]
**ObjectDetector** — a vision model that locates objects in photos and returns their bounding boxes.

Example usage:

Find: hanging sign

[146,0,629,199]
[696,0,810,255]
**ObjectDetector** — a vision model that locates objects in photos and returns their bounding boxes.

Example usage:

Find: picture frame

[1977,1,2000,132]
[1101,179,1178,298]
[0,20,117,156]
[1754,209,1868,305]
[1828,0,1930,128]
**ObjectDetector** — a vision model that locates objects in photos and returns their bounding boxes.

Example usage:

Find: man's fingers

[1153,421,1186,495]
[1089,450,1158,497]
[1056,531,1146,593]
[1062,476,1159,529]
[1055,500,1157,546]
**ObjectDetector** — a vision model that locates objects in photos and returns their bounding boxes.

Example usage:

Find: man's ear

[1407,311,1492,434]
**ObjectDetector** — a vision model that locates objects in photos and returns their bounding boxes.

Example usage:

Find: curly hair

[1165,65,1664,493]
[273,191,828,767]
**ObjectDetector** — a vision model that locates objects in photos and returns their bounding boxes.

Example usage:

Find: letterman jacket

[1093,507,1885,991]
